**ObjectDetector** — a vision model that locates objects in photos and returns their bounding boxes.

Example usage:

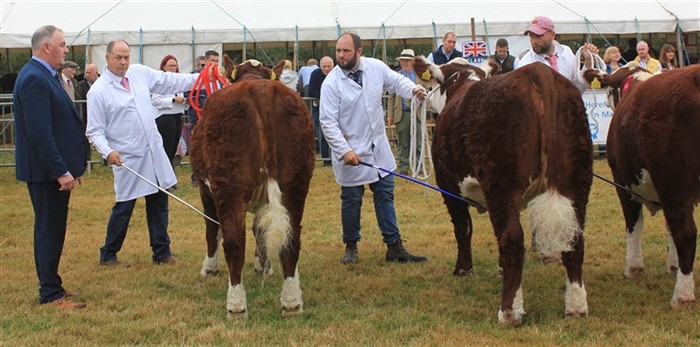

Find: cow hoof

[671,295,696,309]
[281,305,303,317]
[227,309,248,320]
[565,309,588,318]
[498,309,523,327]
[200,269,220,278]
[667,265,678,274]
[624,267,644,278]
[454,268,474,277]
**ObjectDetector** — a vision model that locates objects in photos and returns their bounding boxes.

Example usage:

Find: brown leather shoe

[48,297,86,309]
[154,255,178,265]
[100,259,131,268]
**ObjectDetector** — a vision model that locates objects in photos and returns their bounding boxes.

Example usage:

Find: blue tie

[349,70,362,87]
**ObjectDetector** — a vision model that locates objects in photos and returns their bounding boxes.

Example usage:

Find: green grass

[1,159,699,345]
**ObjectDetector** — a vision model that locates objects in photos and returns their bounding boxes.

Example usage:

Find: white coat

[320,57,415,186]
[517,40,587,92]
[87,64,197,201]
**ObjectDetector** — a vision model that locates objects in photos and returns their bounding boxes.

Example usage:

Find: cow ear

[271,60,285,81]
[222,55,236,82]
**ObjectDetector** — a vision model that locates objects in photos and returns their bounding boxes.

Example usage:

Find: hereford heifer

[189,59,315,318]
[414,58,593,325]
[586,63,700,307]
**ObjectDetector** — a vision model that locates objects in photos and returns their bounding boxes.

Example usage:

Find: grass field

[1,159,698,345]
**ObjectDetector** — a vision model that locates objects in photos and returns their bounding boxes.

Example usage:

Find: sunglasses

[200,63,206,67]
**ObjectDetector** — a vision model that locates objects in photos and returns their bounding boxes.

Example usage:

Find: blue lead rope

[358,161,486,211]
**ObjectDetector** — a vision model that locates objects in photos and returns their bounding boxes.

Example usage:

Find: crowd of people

[14,17,690,310]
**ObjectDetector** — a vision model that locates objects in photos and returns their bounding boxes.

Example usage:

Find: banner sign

[462,40,488,65]
[582,90,613,145]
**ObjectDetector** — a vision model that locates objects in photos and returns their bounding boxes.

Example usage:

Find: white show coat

[320,57,416,187]
[87,64,197,201]
[517,40,587,92]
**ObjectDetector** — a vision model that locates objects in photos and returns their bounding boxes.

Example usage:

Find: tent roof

[2,0,698,48]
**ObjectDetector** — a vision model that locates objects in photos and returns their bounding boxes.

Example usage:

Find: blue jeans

[100,191,172,262]
[341,174,401,245]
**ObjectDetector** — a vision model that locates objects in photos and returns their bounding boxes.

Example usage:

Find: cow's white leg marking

[200,229,223,277]
[280,267,303,317]
[226,281,248,319]
[565,281,588,317]
[625,213,644,278]
[671,271,695,308]
[498,286,525,326]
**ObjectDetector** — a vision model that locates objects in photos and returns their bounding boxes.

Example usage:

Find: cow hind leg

[622,201,645,278]
[443,195,474,276]
[220,202,248,319]
[490,202,526,326]
[665,222,679,273]
[278,180,309,317]
[199,187,222,277]
[666,207,697,308]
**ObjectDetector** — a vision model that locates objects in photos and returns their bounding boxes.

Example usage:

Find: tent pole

[243,26,247,61]
[432,21,438,50]
[482,18,490,54]
[470,18,475,42]
[336,20,341,38]
[85,28,91,64]
[584,17,592,43]
[634,17,641,42]
[382,23,387,64]
[295,25,299,70]
[139,26,143,64]
[191,26,195,68]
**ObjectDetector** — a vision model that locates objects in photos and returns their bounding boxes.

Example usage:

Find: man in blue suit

[14,25,87,309]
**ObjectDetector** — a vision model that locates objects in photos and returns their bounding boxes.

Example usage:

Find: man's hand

[412,85,428,101]
[174,95,186,104]
[107,151,123,166]
[57,173,75,191]
[342,150,360,166]
[582,42,600,69]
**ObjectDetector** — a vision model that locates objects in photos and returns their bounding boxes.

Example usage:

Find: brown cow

[189,58,315,318]
[585,63,700,307]
[413,57,593,325]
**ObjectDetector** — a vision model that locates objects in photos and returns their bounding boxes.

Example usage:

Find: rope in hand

[188,62,231,119]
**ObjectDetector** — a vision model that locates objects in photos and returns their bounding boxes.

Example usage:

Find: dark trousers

[100,191,172,262]
[156,113,183,161]
[27,182,70,304]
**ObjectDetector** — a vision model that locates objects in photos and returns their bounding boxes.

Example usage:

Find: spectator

[621,38,638,64]
[86,40,202,268]
[517,16,598,92]
[279,59,300,92]
[427,32,462,64]
[151,55,188,173]
[77,63,98,100]
[307,56,334,167]
[320,32,428,264]
[297,58,319,96]
[60,60,79,101]
[387,48,419,175]
[603,46,623,74]
[633,41,661,73]
[489,38,517,73]
[659,43,679,71]
[187,50,219,127]
[14,24,87,309]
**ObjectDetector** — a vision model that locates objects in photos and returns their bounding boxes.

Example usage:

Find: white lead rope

[120,163,220,225]
[408,92,433,181]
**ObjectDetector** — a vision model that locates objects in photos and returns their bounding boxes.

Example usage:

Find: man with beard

[517,16,597,92]
[319,32,428,265]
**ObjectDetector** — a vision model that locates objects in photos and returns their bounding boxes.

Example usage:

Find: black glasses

[199,63,206,67]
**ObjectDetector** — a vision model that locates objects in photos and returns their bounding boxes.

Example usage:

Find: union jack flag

[463,40,488,59]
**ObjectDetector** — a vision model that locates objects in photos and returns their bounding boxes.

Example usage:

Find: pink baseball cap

[524,16,555,35]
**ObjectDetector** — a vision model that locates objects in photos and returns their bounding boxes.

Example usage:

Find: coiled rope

[188,63,231,119]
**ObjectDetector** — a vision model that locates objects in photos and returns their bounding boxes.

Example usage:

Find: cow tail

[257,179,292,259]
[526,67,581,257]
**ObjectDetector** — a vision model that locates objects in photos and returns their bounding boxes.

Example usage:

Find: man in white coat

[320,32,428,264]
[87,40,200,267]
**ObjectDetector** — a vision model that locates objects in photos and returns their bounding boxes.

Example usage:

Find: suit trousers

[100,191,172,262]
[27,182,70,304]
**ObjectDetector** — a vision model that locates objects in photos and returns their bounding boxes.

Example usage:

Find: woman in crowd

[279,59,300,92]
[603,46,623,74]
[658,43,679,71]
[151,55,188,173]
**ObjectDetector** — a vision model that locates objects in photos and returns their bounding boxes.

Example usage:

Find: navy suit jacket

[14,58,87,182]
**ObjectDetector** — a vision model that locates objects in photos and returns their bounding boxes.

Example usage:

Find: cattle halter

[120,164,220,225]
[358,161,486,210]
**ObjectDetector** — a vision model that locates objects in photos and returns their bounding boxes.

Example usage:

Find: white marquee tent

[1,0,698,70]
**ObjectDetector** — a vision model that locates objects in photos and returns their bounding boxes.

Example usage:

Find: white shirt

[86,64,197,201]
[151,92,188,116]
[320,57,416,186]
[298,65,318,87]
[517,40,587,92]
